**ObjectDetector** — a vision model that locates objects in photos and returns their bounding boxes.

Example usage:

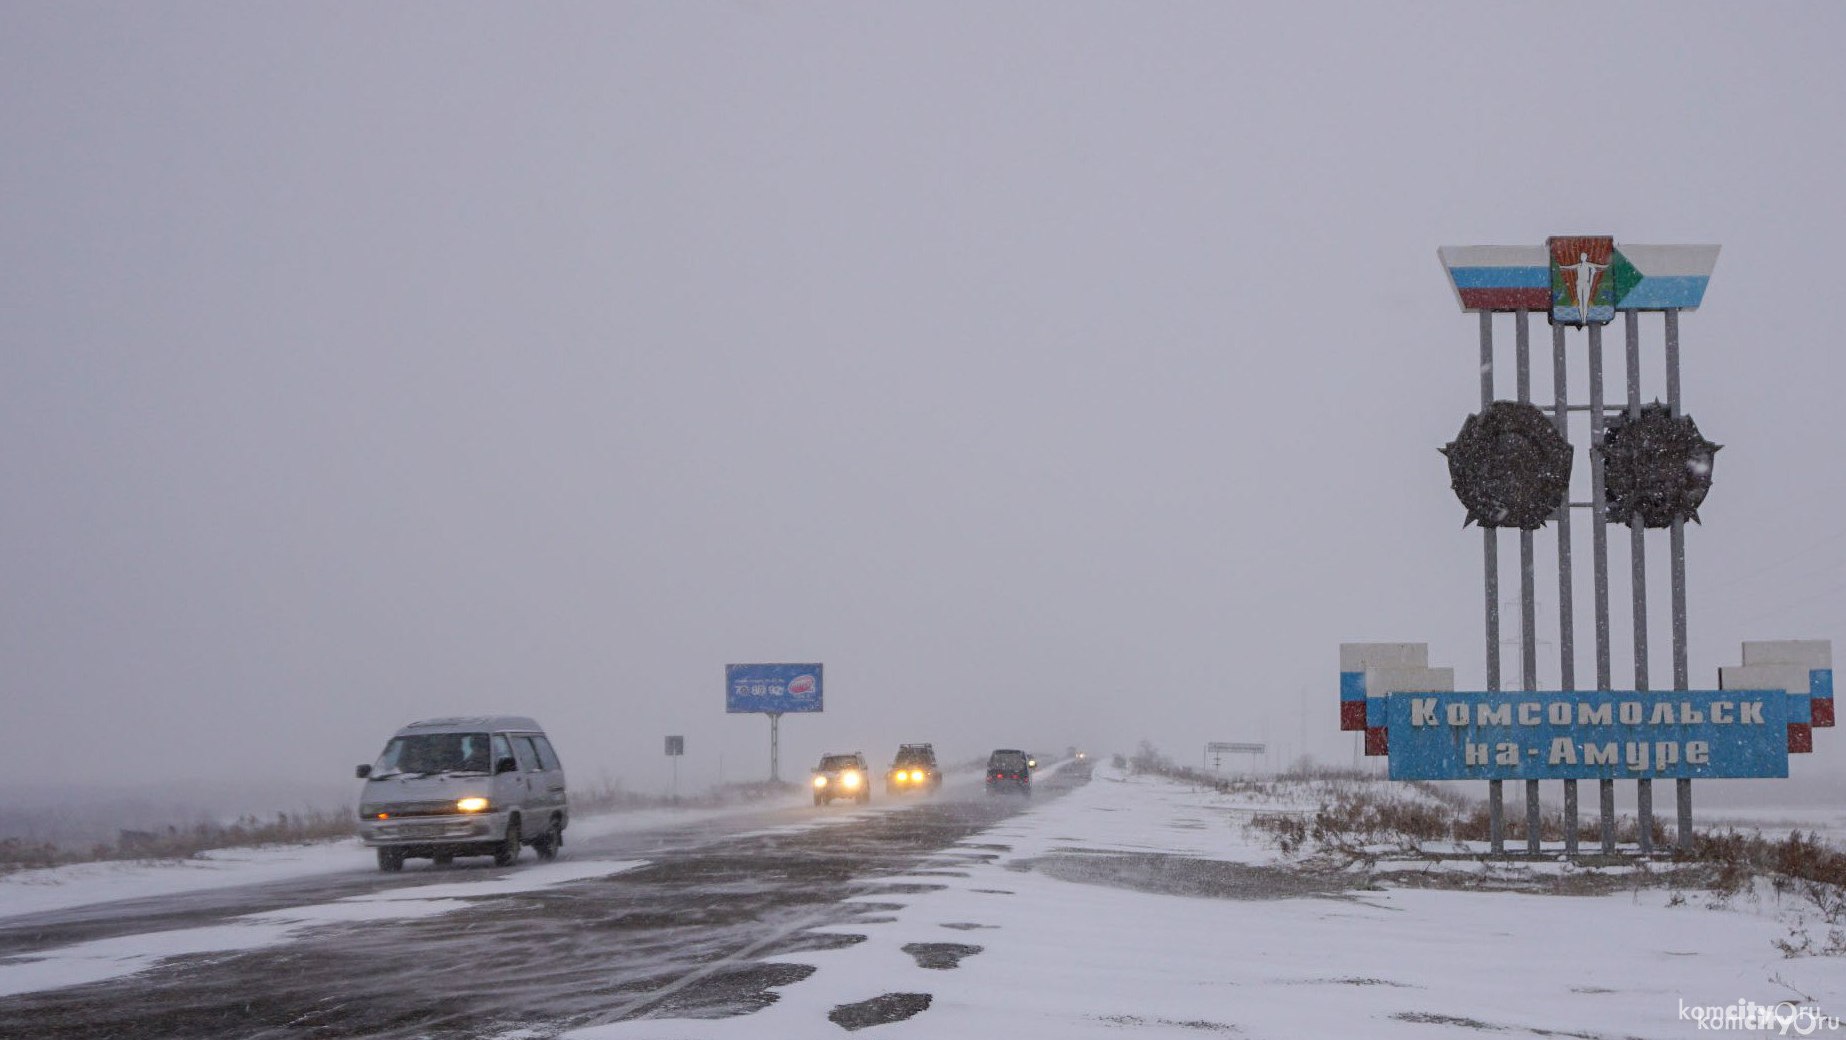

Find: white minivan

[355,716,568,872]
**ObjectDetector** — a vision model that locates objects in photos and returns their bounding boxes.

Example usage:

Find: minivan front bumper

[358,811,506,847]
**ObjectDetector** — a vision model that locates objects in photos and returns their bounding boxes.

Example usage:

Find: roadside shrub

[0,837,72,873]
[1129,740,1172,775]
[0,809,357,875]
[1691,827,1846,952]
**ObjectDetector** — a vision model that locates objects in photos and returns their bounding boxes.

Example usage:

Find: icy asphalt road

[0,769,1082,1040]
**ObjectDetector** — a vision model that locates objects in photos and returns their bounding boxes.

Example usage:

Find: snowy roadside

[0,770,994,923]
[1698,806,1846,851]
[0,770,994,1003]
[0,788,820,923]
[562,766,1845,1040]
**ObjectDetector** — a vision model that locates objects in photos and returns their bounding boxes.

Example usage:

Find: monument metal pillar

[1588,323,1616,854]
[1552,321,1579,856]
[1480,311,1504,854]
[1625,311,1653,854]
[1667,310,1695,851]
[1517,311,1541,855]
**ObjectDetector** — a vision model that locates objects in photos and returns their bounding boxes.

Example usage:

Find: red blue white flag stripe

[1439,242,1718,313]
[1438,245,1550,311]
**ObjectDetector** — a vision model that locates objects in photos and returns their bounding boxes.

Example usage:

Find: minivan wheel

[377,848,405,872]
[534,818,562,862]
[494,817,521,867]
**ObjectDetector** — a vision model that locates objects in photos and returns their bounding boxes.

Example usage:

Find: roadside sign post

[1203,741,1266,775]
[725,664,823,783]
[665,735,684,801]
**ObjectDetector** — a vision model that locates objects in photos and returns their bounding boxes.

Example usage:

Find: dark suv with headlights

[812,751,871,805]
[886,743,942,795]
[985,748,1031,797]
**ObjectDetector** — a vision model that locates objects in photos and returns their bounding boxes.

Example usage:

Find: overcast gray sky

[4,3,1843,806]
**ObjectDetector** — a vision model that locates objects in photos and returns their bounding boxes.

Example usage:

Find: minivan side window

[511,735,540,772]
[492,733,513,768]
[530,735,561,771]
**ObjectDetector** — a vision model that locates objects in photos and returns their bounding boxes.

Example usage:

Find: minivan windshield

[818,755,861,772]
[371,732,494,778]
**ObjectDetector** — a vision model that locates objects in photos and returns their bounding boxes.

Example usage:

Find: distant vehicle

[886,743,942,795]
[355,716,568,872]
[813,751,871,806]
[985,748,1032,797]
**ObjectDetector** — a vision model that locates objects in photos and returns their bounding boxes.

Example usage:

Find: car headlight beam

[456,797,490,813]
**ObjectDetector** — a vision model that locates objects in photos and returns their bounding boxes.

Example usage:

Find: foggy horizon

[5,3,1844,824]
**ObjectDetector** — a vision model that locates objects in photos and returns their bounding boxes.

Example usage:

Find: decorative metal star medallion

[1441,401,1574,530]
[1597,403,1719,527]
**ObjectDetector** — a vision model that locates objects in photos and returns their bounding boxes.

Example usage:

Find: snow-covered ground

[564,766,1844,1040]
[0,790,821,922]
[0,839,373,922]
[4,768,1841,1036]
[0,780,927,1000]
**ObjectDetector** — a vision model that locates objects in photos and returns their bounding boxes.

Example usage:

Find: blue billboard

[725,663,824,714]
[1386,690,1789,781]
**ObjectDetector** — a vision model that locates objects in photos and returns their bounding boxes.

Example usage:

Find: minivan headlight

[841,771,861,789]
[456,797,491,813]
[813,775,828,788]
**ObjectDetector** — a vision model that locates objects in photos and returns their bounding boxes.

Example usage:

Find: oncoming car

[985,748,1031,797]
[355,716,568,872]
[813,751,871,806]
[886,743,942,795]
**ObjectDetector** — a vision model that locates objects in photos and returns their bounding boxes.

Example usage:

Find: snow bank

[561,767,1843,1040]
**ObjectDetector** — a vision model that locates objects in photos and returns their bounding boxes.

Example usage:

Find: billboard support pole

[768,712,782,783]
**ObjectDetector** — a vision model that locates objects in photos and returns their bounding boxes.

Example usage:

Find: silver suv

[812,751,871,806]
[356,716,568,871]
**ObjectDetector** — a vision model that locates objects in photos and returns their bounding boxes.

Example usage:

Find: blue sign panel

[725,663,824,714]
[1387,690,1789,781]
